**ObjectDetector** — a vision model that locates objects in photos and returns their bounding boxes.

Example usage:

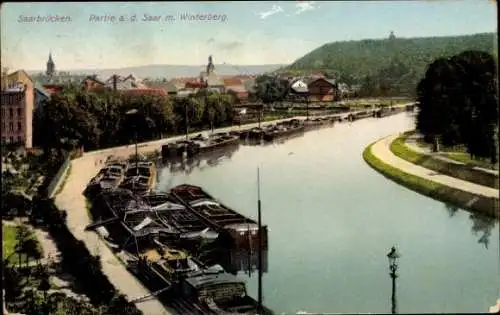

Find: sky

[0,1,497,71]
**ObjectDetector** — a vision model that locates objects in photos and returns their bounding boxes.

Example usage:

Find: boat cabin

[182,272,247,303]
[140,247,198,276]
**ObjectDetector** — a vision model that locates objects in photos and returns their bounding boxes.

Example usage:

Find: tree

[37,267,51,301]
[103,294,142,315]
[15,224,31,268]
[416,51,498,163]
[22,238,42,267]
[254,75,289,104]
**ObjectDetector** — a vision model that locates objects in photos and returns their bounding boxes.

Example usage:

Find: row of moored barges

[84,157,271,315]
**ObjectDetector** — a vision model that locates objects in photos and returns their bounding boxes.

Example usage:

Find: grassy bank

[2,222,43,265]
[363,141,498,218]
[413,137,499,171]
[390,134,499,189]
[53,165,72,197]
[2,224,18,261]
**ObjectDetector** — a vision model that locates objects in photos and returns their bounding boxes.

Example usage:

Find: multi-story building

[1,70,35,148]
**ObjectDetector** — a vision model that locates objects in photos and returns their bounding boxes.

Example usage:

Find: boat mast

[257,167,263,314]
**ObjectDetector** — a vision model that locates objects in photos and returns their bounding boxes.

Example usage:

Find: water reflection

[445,203,459,217]
[242,131,306,147]
[444,203,496,249]
[226,247,269,276]
[196,244,269,277]
[160,144,239,174]
[469,212,496,249]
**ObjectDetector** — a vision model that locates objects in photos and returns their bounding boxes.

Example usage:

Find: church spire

[46,51,55,76]
[206,55,215,75]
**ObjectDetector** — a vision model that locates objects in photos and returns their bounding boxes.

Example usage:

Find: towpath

[370,134,499,199]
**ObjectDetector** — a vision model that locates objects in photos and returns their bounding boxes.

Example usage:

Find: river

[156,113,499,314]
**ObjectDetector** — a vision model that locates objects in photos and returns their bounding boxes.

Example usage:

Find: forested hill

[283,32,496,94]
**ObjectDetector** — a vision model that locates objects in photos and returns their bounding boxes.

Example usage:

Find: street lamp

[387,246,400,314]
[125,108,139,172]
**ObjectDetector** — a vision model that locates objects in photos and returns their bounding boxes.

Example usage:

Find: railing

[46,154,71,199]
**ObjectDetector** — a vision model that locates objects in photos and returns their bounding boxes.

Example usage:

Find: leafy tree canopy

[416,50,498,163]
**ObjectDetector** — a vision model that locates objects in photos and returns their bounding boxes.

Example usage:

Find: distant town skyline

[1,1,497,71]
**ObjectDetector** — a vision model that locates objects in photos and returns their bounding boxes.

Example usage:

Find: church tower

[206,55,215,75]
[46,52,55,76]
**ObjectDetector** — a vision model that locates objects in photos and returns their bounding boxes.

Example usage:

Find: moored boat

[181,271,274,315]
[303,117,336,131]
[262,121,305,141]
[170,184,268,251]
[162,140,201,160]
[375,106,406,118]
[138,245,201,283]
[119,159,156,195]
[191,133,240,154]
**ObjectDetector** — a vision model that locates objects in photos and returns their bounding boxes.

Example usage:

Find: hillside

[284,32,496,93]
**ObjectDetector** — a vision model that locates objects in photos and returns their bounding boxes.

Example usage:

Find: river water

[156,113,499,314]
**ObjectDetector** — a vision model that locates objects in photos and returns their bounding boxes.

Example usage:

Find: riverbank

[363,134,499,218]
[391,133,498,189]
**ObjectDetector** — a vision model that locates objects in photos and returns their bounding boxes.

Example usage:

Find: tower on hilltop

[389,31,396,40]
[46,51,56,76]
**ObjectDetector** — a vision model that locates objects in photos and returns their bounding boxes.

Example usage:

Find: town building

[82,75,106,92]
[288,78,309,102]
[1,70,35,148]
[104,74,147,90]
[143,79,178,96]
[307,78,340,102]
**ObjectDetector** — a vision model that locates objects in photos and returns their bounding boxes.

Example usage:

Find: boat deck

[170,185,257,229]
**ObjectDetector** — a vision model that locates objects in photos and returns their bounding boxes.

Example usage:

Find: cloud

[217,41,244,51]
[257,5,284,20]
[206,37,216,44]
[295,1,319,15]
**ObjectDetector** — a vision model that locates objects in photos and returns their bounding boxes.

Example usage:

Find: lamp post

[387,246,400,314]
[125,108,139,172]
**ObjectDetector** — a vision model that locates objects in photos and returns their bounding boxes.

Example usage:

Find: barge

[170,184,268,251]
[84,188,274,314]
[119,158,156,195]
[348,110,374,121]
[375,106,406,118]
[262,120,305,141]
[302,117,336,131]
[191,133,240,154]
[85,159,128,197]
[136,242,273,315]
[161,133,240,160]
[181,271,273,315]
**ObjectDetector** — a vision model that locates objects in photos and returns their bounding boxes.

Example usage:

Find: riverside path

[370,134,499,199]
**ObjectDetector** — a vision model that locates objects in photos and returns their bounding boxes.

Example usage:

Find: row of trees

[416,50,498,163]
[34,87,237,154]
